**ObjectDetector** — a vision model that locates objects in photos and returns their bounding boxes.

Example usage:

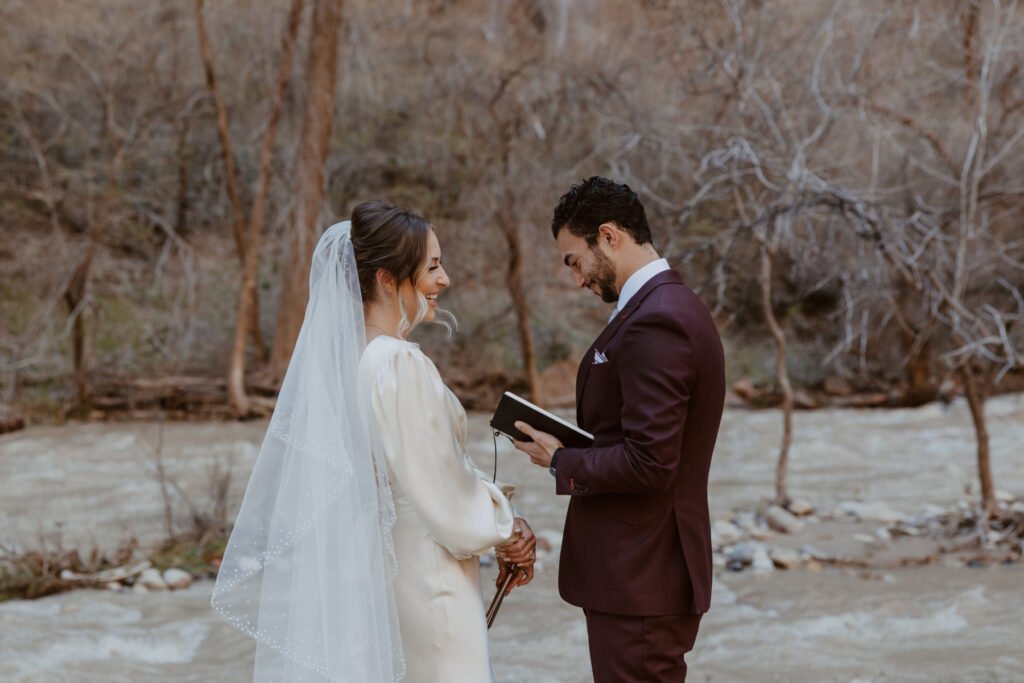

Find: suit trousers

[583,609,702,682]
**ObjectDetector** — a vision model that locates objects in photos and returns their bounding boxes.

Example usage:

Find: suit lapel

[575,269,683,417]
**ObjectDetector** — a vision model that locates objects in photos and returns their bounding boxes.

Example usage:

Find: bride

[212,201,536,682]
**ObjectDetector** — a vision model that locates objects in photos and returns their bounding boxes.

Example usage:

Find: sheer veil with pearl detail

[211,221,404,682]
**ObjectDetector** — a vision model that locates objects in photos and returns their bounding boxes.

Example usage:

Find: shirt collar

[610,258,670,320]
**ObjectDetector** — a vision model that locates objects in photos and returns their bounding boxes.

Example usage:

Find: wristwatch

[549,447,562,478]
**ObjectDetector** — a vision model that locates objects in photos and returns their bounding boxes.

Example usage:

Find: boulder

[823,375,854,397]
[137,568,168,591]
[751,548,774,573]
[788,499,814,517]
[727,541,771,566]
[732,377,758,402]
[770,547,802,569]
[766,505,805,534]
[163,568,192,590]
[712,520,744,546]
[793,389,819,409]
[734,510,776,539]
[834,501,905,524]
[799,544,832,562]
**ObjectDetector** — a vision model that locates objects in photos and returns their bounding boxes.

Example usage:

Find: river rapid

[2,394,1023,682]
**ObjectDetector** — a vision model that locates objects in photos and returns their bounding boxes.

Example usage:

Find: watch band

[548,447,562,478]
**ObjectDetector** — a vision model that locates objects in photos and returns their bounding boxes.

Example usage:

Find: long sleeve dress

[358,335,515,683]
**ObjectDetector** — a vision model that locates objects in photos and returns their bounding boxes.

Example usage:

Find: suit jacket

[555,268,724,616]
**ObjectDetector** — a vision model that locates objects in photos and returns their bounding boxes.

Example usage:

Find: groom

[512,177,725,681]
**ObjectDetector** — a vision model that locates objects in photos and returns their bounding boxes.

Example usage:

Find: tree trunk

[227,0,305,416]
[960,363,997,517]
[761,240,793,508]
[195,0,264,355]
[497,213,540,404]
[267,0,345,383]
[63,144,125,410]
[961,0,980,101]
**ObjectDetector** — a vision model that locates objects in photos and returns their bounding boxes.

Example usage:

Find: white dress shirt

[608,258,670,322]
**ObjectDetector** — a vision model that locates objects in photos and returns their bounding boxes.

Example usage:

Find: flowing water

[2,394,1023,682]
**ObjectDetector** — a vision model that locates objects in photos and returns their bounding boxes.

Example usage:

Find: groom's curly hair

[551,176,652,246]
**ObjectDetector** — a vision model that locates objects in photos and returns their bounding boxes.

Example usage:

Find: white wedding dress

[359,334,516,683]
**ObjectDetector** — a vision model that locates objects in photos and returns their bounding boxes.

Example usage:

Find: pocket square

[592,350,609,364]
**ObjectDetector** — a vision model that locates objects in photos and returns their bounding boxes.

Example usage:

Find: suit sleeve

[555,310,694,495]
[371,345,516,558]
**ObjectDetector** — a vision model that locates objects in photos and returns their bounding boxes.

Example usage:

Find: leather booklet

[490,392,594,449]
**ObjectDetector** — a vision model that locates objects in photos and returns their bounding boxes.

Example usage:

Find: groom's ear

[597,222,621,249]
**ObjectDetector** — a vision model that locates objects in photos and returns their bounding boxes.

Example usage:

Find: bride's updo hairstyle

[350,200,455,336]
[350,201,429,303]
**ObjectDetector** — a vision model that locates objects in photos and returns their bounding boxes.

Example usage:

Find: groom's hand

[511,421,562,468]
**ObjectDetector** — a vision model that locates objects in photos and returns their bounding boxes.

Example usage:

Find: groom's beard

[586,247,619,304]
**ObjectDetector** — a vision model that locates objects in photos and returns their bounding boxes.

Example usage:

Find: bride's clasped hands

[495,519,538,593]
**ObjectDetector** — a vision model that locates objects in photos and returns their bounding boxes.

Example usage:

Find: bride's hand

[496,518,536,565]
[495,518,537,593]
[496,559,534,594]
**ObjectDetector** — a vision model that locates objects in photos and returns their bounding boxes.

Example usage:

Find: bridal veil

[212,221,404,681]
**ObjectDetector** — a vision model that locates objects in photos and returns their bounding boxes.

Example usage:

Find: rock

[770,547,802,569]
[712,520,744,545]
[163,568,192,590]
[726,559,746,572]
[854,533,879,546]
[996,490,1015,503]
[793,389,819,409]
[823,375,854,396]
[751,548,774,573]
[766,505,805,534]
[137,568,168,591]
[805,560,823,572]
[725,542,755,565]
[727,541,772,567]
[732,377,758,402]
[799,544,832,562]
[712,553,727,569]
[733,510,776,539]
[131,582,149,594]
[834,501,905,524]
[0,411,26,435]
[890,524,919,538]
[875,527,892,542]
[788,499,814,517]
[60,569,79,580]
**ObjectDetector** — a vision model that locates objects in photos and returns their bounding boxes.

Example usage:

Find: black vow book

[490,392,594,449]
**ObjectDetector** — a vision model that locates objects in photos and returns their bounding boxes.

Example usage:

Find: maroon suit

[554,269,725,681]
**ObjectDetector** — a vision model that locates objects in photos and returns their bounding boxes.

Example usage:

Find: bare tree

[268,0,345,384]
[194,0,265,358]
[226,0,305,415]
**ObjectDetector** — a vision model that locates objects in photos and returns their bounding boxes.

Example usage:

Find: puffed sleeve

[371,344,515,558]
